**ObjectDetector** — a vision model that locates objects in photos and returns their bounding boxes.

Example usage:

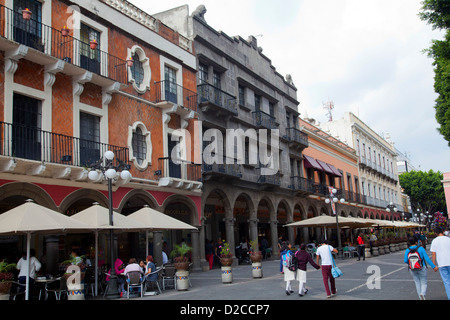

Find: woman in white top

[16,249,42,294]
[281,242,296,295]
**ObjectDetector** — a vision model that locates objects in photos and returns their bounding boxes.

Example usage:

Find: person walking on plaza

[316,239,338,298]
[430,226,450,300]
[404,237,438,300]
[281,242,295,295]
[295,244,320,296]
[357,233,365,261]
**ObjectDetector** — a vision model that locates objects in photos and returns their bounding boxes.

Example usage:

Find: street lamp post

[386,202,397,217]
[88,150,131,299]
[325,187,345,259]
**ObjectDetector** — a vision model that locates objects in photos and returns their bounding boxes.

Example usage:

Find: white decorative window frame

[127,45,151,94]
[128,121,152,171]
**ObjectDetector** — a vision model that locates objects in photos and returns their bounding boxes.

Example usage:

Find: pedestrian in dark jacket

[295,244,321,296]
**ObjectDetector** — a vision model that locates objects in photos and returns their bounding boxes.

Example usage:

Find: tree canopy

[419,0,450,146]
[399,170,447,215]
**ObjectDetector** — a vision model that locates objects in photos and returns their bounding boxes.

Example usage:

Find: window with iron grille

[131,53,144,87]
[132,127,147,165]
[198,63,208,84]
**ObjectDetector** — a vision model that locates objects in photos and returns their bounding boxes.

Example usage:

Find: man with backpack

[404,236,438,300]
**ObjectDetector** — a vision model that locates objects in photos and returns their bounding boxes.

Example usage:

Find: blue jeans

[439,266,450,300]
[409,268,428,298]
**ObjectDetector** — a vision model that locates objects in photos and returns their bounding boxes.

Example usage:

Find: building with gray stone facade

[155,5,309,266]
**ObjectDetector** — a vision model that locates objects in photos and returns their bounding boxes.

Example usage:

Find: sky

[128,0,450,173]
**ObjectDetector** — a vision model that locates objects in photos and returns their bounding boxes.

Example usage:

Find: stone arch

[59,188,109,215]
[117,189,159,214]
[162,194,199,226]
[0,181,58,212]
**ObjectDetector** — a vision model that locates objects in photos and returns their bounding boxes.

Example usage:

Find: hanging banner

[328,186,336,216]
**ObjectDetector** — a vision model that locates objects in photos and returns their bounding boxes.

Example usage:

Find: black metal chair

[162,264,176,290]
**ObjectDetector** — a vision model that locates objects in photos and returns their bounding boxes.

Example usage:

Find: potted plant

[170,243,192,291]
[0,260,16,300]
[249,240,263,278]
[61,26,69,37]
[60,254,86,300]
[22,8,32,20]
[90,39,98,50]
[219,242,233,284]
[170,243,191,271]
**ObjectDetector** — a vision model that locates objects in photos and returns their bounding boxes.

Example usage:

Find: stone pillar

[269,220,279,258]
[199,217,209,271]
[190,228,201,271]
[248,218,259,244]
[223,217,236,257]
[45,236,60,275]
[286,220,294,245]
[153,231,163,267]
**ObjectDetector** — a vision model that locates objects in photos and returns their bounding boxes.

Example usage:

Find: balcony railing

[153,80,198,112]
[0,121,129,168]
[197,83,238,115]
[157,157,201,182]
[253,111,277,130]
[202,162,242,179]
[286,127,309,148]
[0,4,128,83]
[289,176,315,193]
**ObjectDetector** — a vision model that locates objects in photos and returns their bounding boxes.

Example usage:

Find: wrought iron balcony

[197,83,238,116]
[0,4,128,83]
[157,157,201,182]
[153,80,198,112]
[0,121,129,168]
[202,161,242,180]
[286,127,309,149]
[289,176,315,193]
[253,110,278,130]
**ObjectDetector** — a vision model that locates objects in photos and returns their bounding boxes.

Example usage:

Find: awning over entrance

[316,159,335,175]
[303,155,322,171]
[327,163,343,177]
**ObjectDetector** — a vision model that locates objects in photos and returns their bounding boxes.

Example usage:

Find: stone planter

[176,270,189,291]
[365,247,371,258]
[67,282,85,300]
[372,246,379,256]
[221,266,233,284]
[384,245,390,254]
[252,262,263,278]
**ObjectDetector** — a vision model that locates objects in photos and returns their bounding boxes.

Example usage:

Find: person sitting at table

[123,258,143,295]
[16,249,42,295]
[144,255,158,283]
[123,258,143,276]
[107,258,125,296]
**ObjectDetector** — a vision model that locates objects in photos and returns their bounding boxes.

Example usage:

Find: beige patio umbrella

[284,214,374,240]
[127,205,198,256]
[70,202,143,295]
[0,199,92,300]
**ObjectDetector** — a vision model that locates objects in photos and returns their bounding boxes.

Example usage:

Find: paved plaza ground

[114,248,447,301]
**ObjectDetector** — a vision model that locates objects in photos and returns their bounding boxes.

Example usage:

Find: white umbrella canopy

[284,214,370,228]
[127,205,197,231]
[70,202,142,231]
[0,199,93,300]
[70,202,144,296]
[127,205,198,257]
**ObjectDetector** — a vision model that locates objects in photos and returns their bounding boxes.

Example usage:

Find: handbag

[330,247,343,278]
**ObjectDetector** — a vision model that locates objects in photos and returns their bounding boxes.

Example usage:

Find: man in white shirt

[431,227,450,300]
[16,249,42,294]
[316,240,338,298]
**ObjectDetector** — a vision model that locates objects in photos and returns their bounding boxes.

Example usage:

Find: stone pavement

[108,248,448,301]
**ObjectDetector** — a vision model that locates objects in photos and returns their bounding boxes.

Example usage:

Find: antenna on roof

[323,99,335,122]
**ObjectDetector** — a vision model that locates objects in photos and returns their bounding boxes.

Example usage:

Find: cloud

[128,0,450,172]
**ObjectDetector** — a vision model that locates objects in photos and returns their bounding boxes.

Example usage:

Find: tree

[419,0,450,146]
[399,170,447,215]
